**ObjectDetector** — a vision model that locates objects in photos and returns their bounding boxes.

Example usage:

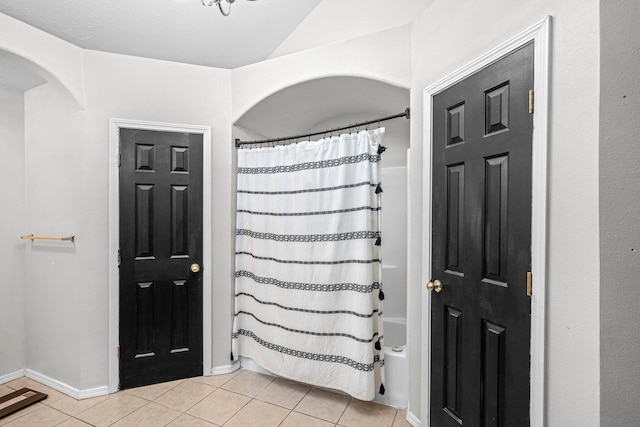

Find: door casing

[420,17,550,427]
[108,118,212,393]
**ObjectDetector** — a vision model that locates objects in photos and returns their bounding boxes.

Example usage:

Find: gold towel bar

[21,234,75,243]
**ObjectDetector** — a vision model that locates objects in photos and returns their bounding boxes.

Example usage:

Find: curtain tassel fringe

[379,384,386,395]
[379,290,385,301]
[375,236,382,246]
[230,351,234,361]
[377,145,387,155]
[375,340,382,351]
[375,184,383,194]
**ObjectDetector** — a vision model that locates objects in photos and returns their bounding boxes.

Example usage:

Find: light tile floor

[0,370,412,427]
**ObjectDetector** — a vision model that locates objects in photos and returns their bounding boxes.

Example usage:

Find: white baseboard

[211,362,240,376]
[24,369,109,400]
[76,385,111,399]
[406,401,421,427]
[0,369,26,384]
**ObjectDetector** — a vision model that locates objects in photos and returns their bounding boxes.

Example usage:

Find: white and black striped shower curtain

[232,128,386,400]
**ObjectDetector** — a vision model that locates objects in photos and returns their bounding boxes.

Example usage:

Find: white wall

[0,4,609,424]
[85,50,233,387]
[21,47,232,392]
[599,1,640,425]
[410,1,600,426]
[233,25,412,122]
[24,80,84,389]
[0,13,85,109]
[0,87,25,377]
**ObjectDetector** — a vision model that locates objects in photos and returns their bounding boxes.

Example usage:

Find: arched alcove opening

[232,75,410,407]
[234,76,409,166]
[0,50,47,378]
[0,48,82,380]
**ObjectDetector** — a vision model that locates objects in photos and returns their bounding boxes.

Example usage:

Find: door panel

[430,43,533,426]
[119,129,203,389]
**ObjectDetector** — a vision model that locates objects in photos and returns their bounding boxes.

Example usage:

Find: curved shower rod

[235,108,410,148]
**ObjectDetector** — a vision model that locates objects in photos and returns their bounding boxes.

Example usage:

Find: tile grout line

[151,382,219,414]
[273,381,314,426]
[3,373,406,427]
[336,396,353,427]
[219,376,277,426]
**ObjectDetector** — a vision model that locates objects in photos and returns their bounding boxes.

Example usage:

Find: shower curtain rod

[235,108,410,148]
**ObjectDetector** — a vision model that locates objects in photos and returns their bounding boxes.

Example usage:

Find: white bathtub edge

[374,345,408,409]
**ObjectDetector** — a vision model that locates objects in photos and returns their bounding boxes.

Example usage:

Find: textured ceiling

[0,0,322,69]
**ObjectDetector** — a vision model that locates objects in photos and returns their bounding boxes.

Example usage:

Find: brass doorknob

[426,279,443,293]
[190,263,201,273]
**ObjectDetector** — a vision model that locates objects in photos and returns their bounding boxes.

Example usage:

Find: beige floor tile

[155,379,216,412]
[4,377,65,404]
[0,384,35,426]
[0,402,46,426]
[166,413,220,427]
[75,392,147,427]
[0,376,408,427]
[2,405,69,427]
[111,401,181,427]
[188,370,240,388]
[125,379,184,401]
[255,377,311,409]
[338,398,397,427]
[4,377,32,390]
[392,409,413,427]
[281,411,336,427]
[221,370,274,397]
[56,418,94,427]
[186,389,250,425]
[294,388,351,423]
[224,399,290,427]
[45,393,109,416]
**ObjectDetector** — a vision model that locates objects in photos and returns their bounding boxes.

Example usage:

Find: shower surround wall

[380,166,408,343]
[377,165,409,408]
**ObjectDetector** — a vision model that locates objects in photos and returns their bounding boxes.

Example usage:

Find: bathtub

[374,317,408,408]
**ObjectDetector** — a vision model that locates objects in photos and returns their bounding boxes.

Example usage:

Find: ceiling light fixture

[200,0,257,17]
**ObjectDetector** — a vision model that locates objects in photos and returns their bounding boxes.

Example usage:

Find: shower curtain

[232,128,386,400]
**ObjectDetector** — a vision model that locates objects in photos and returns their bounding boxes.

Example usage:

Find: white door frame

[108,118,213,393]
[420,17,550,427]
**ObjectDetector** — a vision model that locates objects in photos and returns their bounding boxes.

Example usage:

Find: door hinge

[528,90,534,114]
[117,249,121,265]
[117,346,120,359]
[116,152,121,167]
[526,271,533,297]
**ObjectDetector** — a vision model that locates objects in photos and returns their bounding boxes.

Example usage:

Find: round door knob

[426,279,443,293]
[190,263,201,273]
